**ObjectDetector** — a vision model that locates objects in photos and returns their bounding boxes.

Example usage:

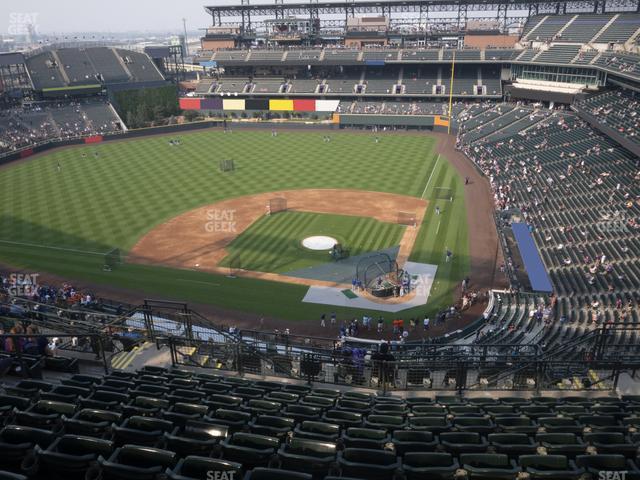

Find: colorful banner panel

[201,97,223,110]
[179,98,201,110]
[178,97,341,113]
[222,99,246,110]
[315,100,340,112]
[269,99,294,111]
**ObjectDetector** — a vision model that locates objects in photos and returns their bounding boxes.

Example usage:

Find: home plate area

[302,261,438,312]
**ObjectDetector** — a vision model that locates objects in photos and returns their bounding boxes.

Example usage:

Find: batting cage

[268,197,287,215]
[355,253,402,297]
[219,159,235,172]
[434,187,454,201]
[103,248,121,272]
[397,211,417,226]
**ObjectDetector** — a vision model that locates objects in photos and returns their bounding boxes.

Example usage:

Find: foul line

[177,278,221,287]
[436,220,441,235]
[421,153,440,199]
[0,239,105,256]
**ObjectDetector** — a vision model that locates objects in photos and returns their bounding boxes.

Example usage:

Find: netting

[219,159,235,172]
[355,253,399,290]
[434,187,454,201]
[268,197,287,214]
[397,211,417,226]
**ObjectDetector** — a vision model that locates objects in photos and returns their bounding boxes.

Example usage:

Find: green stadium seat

[220,432,280,468]
[536,433,587,457]
[391,430,438,455]
[403,452,459,480]
[341,427,390,450]
[63,409,122,438]
[408,415,452,433]
[460,453,520,479]
[440,432,489,454]
[277,437,337,478]
[28,434,113,478]
[337,448,400,480]
[519,454,584,480]
[249,415,295,439]
[488,433,538,456]
[294,421,340,441]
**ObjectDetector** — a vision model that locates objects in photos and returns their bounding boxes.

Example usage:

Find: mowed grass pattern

[0,129,470,321]
[220,211,405,273]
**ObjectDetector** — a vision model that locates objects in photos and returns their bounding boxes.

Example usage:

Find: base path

[130,188,428,285]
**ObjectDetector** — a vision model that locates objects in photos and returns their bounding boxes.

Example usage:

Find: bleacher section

[576,89,640,147]
[55,48,99,86]
[0,101,121,154]
[558,14,614,43]
[115,49,164,83]
[457,104,640,329]
[25,52,66,90]
[524,15,574,41]
[25,47,164,91]
[3,364,640,480]
[594,14,640,43]
[85,47,130,83]
[534,45,582,65]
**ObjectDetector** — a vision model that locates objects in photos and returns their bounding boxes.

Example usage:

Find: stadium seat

[27,434,113,478]
[220,432,279,468]
[363,415,406,431]
[459,453,520,479]
[294,421,340,441]
[161,403,209,428]
[15,400,75,429]
[80,390,129,411]
[0,425,56,469]
[63,409,122,438]
[341,427,390,449]
[583,432,639,457]
[390,430,438,455]
[206,409,252,432]
[452,416,496,434]
[488,433,538,456]
[277,437,337,478]
[41,385,91,403]
[495,416,538,434]
[93,444,177,480]
[322,410,362,428]
[440,432,489,454]
[408,415,451,433]
[166,456,242,480]
[249,415,295,439]
[284,405,322,422]
[122,396,170,418]
[112,416,177,447]
[575,454,640,479]
[519,454,584,480]
[162,422,227,457]
[535,433,587,457]
[0,395,31,419]
[402,452,459,480]
[538,417,582,434]
[6,380,53,398]
[337,448,400,480]
[203,394,242,410]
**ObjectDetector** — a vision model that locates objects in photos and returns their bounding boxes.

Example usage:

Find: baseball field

[0,128,470,322]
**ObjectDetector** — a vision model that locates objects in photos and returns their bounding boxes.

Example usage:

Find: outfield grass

[0,129,469,321]
[220,211,405,273]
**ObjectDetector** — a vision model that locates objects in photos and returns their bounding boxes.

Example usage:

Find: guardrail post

[99,336,109,374]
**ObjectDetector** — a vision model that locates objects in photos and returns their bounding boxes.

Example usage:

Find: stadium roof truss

[205,0,640,34]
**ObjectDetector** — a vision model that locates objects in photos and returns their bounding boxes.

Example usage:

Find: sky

[1,0,217,35]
